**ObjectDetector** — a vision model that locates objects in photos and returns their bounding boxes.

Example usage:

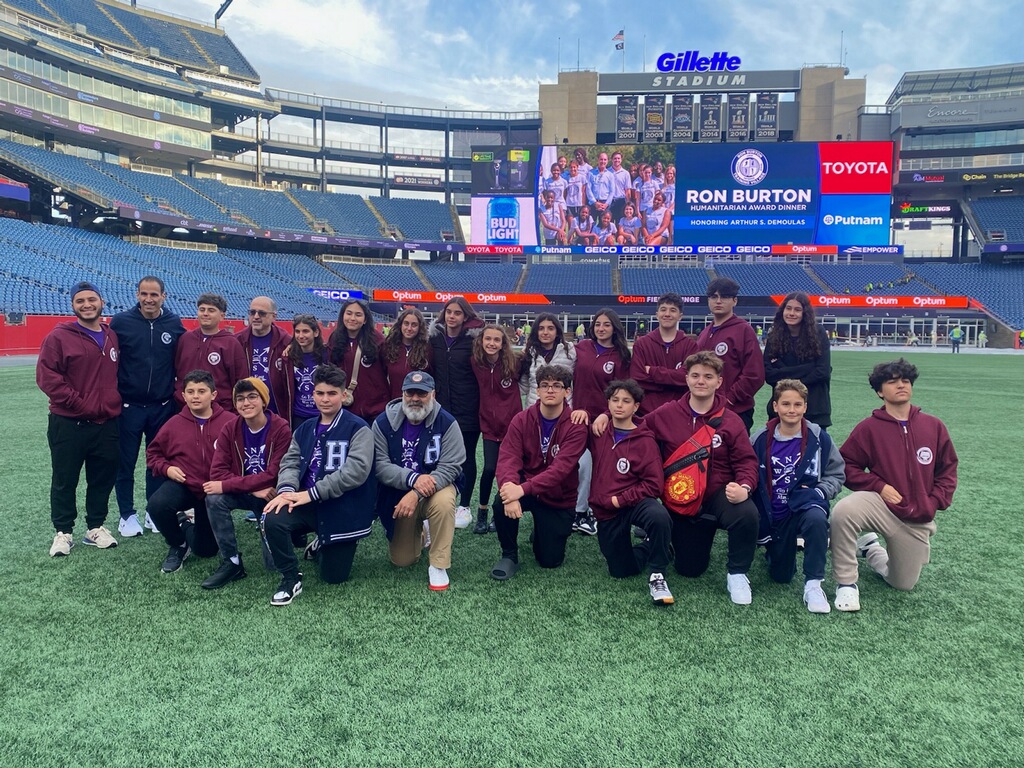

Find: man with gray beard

[372,372,466,591]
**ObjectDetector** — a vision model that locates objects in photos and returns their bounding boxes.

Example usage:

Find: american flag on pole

[612,30,624,41]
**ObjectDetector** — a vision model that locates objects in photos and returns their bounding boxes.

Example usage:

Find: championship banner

[726,94,750,142]
[616,96,639,142]
[671,95,694,141]
[643,95,666,142]
[698,95,722,141]
[755,93,779,140]
[774,294,970,310]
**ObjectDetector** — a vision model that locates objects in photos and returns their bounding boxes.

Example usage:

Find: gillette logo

[656,51,742,73]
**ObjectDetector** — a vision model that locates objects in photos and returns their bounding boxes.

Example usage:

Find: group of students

[37,276,958,611]
[539,148,675,246]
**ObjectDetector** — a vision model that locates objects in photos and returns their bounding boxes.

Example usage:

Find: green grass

[1,351,1023,768]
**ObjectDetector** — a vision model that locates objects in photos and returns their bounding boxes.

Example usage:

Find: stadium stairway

[804,265,832,293]
[612,266,622,293]
[514,264,530,293]
[364,199,398,238]
[449,204,466,242]
[412,262,435,290]
[283,189,333,234]
[96,3,143,47]
[180,27,217,69]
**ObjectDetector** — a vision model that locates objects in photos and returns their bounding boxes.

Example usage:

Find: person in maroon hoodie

[696,278,765,433]
[146,370,235,574]
[470,324,522,534]
[831,358,958,612]
[629,292,698,415]
[37,281,121,557]
[490,365,588,580]
[381,308,433,401]
[589,379,674,606]
[598,351,760,604]
[237,296,292,417]
[174,293,248,411]
[328,298,389,423]
[201,377,292,589]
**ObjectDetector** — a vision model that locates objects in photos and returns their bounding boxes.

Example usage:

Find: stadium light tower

[215,0,234,29]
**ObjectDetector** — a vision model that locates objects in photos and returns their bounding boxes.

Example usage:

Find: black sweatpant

[492,494,574,568]
[264,505,358,584]
[671,487,758,577]
[146,480,218,557]
[460,429,481,507]
[47,414,119,533]
[478,439,500,508]
[596,497,672,578]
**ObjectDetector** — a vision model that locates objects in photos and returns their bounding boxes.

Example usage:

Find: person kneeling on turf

[491,365,587,580]
[830,359,958,612]
[589,379,674,606]
[201,378,292,589]
[262,364,376,606]
[750,379,844,614]
[146,370,235,574]
[372,371,466,592]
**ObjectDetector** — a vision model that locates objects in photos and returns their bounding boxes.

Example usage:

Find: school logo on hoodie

[109,348,118,362]
[715,342,729,356]
[208,352,221,365]
[161,332,173,344]
[603,361,615,374]
[917,447,933,465]
[616,458,630,474]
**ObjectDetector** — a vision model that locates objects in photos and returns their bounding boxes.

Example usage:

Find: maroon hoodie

[146,403,234,496]
[330,330,390,422]
[237,325,293,416]
[588,423,663,521]
[471,356,522,442]
[209,412,293,495]
[36,321,121,423]
[641,391,758,496]
[175,328,250,410]
[497,402,588,508]
[629,329,698,414]
[385,344,434,400]
[573,339,629,419]
[841,405,958,524]
[696,315,765,414]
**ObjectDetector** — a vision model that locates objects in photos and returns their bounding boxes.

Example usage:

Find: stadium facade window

[902,128,1024,151]
[0,79,211,151]
[0,49,210,123]
[899,152,1024,171]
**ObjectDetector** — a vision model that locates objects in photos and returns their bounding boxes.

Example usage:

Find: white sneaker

[835,584,861,612]
[144,513,160,533]
[428,565,449,591]
[857,532,880,558]
[727,573,752,605]
[649,573,674,605]
[118,515,144,538]
[454,506,472,529]
[803,579,831,614]
[83,526,118,549]
[50,532,74,557]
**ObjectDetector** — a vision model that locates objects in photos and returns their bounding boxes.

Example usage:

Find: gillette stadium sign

[656,50,742,72]
[674,141,895,245]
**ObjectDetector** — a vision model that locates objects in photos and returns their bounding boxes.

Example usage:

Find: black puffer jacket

[429,318,484,432]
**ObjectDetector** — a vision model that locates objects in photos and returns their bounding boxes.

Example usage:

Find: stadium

[2,3,1022,766]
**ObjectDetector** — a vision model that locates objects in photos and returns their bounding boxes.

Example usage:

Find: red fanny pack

[661,408,724,516]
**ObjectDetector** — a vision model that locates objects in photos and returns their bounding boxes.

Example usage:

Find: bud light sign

[487,197,520,244]
[470,195,538,246]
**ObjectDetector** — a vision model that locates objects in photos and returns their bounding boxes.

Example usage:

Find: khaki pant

[830,491,936,590]
[389,485,456,570]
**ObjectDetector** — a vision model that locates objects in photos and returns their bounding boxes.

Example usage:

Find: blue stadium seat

[419,262,522,292]
[970,197,1024,242]
[370,197,459,242]
[914,263,1024,328]
[711,263,823,296]
[522,263,611,295]
[620,267,712,296]
[290,189,383,238]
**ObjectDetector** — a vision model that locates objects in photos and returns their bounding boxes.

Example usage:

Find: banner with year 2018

[616,96,639,142]
[699,95,722,141]
[643,95,666,142]
[671,95,693,141]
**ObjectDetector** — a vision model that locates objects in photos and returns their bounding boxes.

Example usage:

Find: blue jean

[205,492,269,565]
[765,505,829,583]
[115,400,176,517]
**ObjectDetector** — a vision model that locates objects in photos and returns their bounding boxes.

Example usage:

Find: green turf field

[2,350,1022,768]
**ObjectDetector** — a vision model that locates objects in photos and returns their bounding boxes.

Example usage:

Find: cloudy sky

[150,0,1022,110]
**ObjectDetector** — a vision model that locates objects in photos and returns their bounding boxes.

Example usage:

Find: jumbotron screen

[469,141,894,250]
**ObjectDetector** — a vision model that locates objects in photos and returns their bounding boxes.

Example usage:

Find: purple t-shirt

[249,333,276,412]
[612,427,633,445]
[769,430,803,521]
[540,415,558,457]
[401,421,425,471]
[292,352,320,420]
[242,420,270,475]
[302,421,331,490]
[79,324,105,348]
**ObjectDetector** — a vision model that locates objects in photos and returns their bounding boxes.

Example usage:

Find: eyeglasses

[539,383,565,391]
[248,309,270,317]
[234,393,263,403]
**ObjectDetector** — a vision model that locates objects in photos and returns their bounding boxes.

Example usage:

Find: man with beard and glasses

[372,372,466,591]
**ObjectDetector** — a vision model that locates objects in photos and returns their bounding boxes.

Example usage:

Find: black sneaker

[303,537,320,561]
[201,558,247,590]
[473,511,489,535]
[161,544,190,573]
[271,573,303,606]
[577,515,598,536]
